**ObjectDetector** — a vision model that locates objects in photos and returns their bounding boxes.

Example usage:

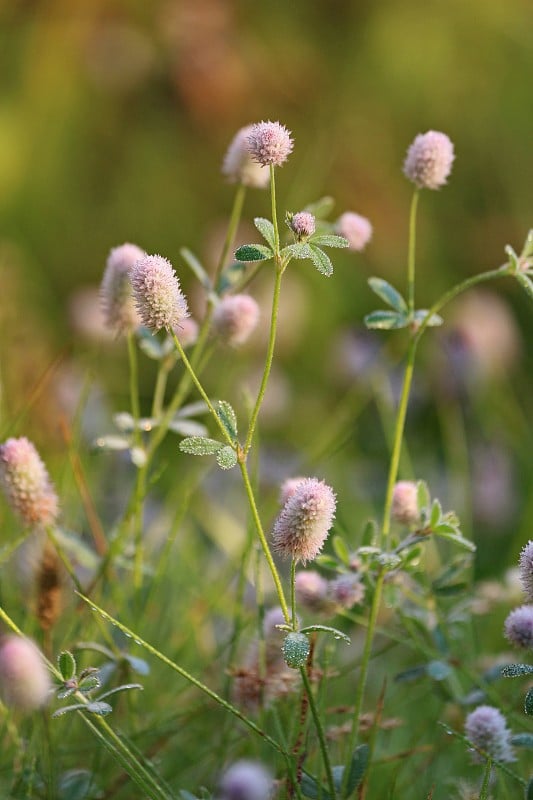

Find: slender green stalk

[270,164,280,254]
[239,461,290,625]
[479,758,492,800]
[151,360,171,419]
[126,332,141,449]
[291,559,297,630]
[407,190,420,314]
[299,666,337,800]
[213,182,247,290]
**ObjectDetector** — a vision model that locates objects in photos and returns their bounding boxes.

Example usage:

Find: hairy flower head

[464,705,514,763]
[0,636,51,712]
[289,211,316,241]
[403,130,455,190]
[272,477,336,564]
[335,212,372,252]
[279,476,307,506]
[100,243,144,334]
[130,254,189,332]
[222,125,270,189]
[213,294,259,347]
[247,121,293,168]
[504,605,533,649]
[218,760,273,800]
[519,541,533,602]
[392,480,420,525]
[0,438,59,528]
[328,574,365,609]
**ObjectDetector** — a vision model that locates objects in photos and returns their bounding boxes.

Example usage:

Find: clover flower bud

[0,636,51,712]
[464,705,514,763]
[328,575,365,609]
[289,211,316,241]
[391,480,419,525]
[219,759,273,800]
[272,478,336,564]
[403,131,455,190]
[247,120,294,168]
[130,254,189,332]
[0,438,59,528]
[100,243,145,334]
[174,316,199,348]
[279,476,306,506]
[213,294,259,347]
[335,212,372,252]
[295,570,329,612]
[222,125,270,189]
[519,541,533,602]
[504,605,533,649]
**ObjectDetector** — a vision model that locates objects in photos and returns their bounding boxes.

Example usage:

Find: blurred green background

[0,0,531,573]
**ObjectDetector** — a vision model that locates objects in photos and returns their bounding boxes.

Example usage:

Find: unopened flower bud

[0,636,51,711]
[100,243,144,334]
[219,760,273,800]
[131,254,189,332]
[272,477,336,564]
[403,131,455,190]
[289,211,316,241]
[247,121,294,168]
[464,705,514,763]
[222,125,270,189]
[391,480,419,525]
[213,294,259,347]
[504,605,533,649]
[519,541,533,602]
[0,437,59,528]
[335,212,372,252]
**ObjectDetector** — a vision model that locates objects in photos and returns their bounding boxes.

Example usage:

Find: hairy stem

[299,665,337,800]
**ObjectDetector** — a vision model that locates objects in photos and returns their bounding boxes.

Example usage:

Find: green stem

[291,559,297,630]
[480,758,492,800]
[151,361,171,419]
[239,461,291,625]
[299,666,337,800]
[127,332,141,449]
[213,183,247,290]
[407,190,420,314]
[270,164,280,254]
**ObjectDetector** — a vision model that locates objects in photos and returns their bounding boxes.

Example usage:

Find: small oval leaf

[368,277,408,313]
[58,651,76,682]
[215,446,238,470]
[364,310,408,330]
[253,217,276,249]
[525,687,533,715]
[309,245,333,276]
[87,701,113,716]
[234,244,273,262]
[310,234,349,249]
[179,437,223,456]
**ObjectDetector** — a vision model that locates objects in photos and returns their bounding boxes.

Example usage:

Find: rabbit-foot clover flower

[247,121,294,168]
[504,605,533,649]
[0,437,59,528]
[392,480,420,525]
[212,294,259,347]
[0,636,51,712]
[335,212,373,252]
[100,242,145,334]
[464,705,514,763]
[519,541,533,602]
[328,574,365,609]
[272,477,336,564]
[279,476,307,506]
[403,131,455,190]
[131,254,189,332]
[295,570,329,612]
[222,125,270,189]
[218,760,273,800]
[289,211,316,241]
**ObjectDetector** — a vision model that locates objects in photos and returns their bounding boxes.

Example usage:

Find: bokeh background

[1,0,532,576]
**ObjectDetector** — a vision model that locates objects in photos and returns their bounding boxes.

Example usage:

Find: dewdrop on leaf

[464,705,514,763]
[100,243,145,334]
[519,541,533,602]
[335,212,372,252]
[219,759,273,800]
[403,130,455,190]
[222,125,270,189]
[130,254,189,332]
[272,477,336,564]
[504,605,533,649]
[247,120,294,168]
[213,294,259,347]
[391,480,420,525]
[0,437,59,528]
[0,636,51,712]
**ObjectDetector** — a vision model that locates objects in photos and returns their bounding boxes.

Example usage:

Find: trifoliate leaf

[179,437,223,456]
[78,675,101,694]
[254,217,276,249]
[216,400,238,440]
[364,310,409,330]
[234,244,273,262]
[309,245,333,276]
[310,234,349,249]
[215,446,238,470]
[368,277,408,313]
[58,651,76,682]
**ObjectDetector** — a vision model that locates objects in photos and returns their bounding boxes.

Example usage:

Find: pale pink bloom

[131,254,189,332]
[0,438,59,528]
[0,636,51,711]
[335,212,372,252]
[403,130,455,190]
[465,705,514,763]
[272,478,336,564]
[519,541,533,602]
[290,211,316,241]
[504,605,533,649]
[174,316,199,348]
[222,125,270,189]
[279,476,307,506]
[100,243,145,334]
[213,294,259,346]
[391,481,419,525]
[219,760,273,800]
[247,121,293,168]
[328,575,365,609]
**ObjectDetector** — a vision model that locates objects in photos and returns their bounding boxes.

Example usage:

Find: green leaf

[179,437,223,456]
[505,244,520,270]
[364,310,409,330]
[282,243,313,260]
[525,687,533,715]
[368,277,408,313]
[309,245,333,276]
[299,625,351,644]
[315,554,340,569]
[216,400,238,440]
[216,446,238,470]
[361,519,378,547]
[87,701,113,716]
[332,535,350,565]
[57,686,77,700]
[430,499,442,528]
[137,330,165,360]
[253,217,276,249]
[310,234,349,249]
[394,665,427,683]
[216,260,247,294]
[416,481,431,514]
[345,745,369,795]
[124,655,150,675]
[433,530,475,552]
[511,733,533,749]
[300,772,330,800]
[413,309,444,327]
[52,703,86,718]
[167,420,208,438]
[234,244,273,262]
[516,272,533,302]
[527,776,533,800]
[501,663,533,678]
[78,675,101,694]
[180,248,212,291]
[97,683,143,702]
[426,660,452,681]
[58,651,76,682]
[304,196,335,219]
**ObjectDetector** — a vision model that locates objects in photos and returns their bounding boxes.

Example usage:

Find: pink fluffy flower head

[222,125,270,189]
[335,212,373,252]
[100,242,145,334]
[219,760,273,800]
[504,605,533,649]
[392,480,420,525]
[279,476,307,506]
[130,254,189,332]
[0,636,51,712]
[328,574,365,609]
[272,477,336,564]
[0,437,59,528]
[519,541,533,602]
[403,130,455,190]
[289,211,316,241]
[464,705,514,763]
[295,570,329,612]
[247,121,294,168]
[213,294,259,347]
